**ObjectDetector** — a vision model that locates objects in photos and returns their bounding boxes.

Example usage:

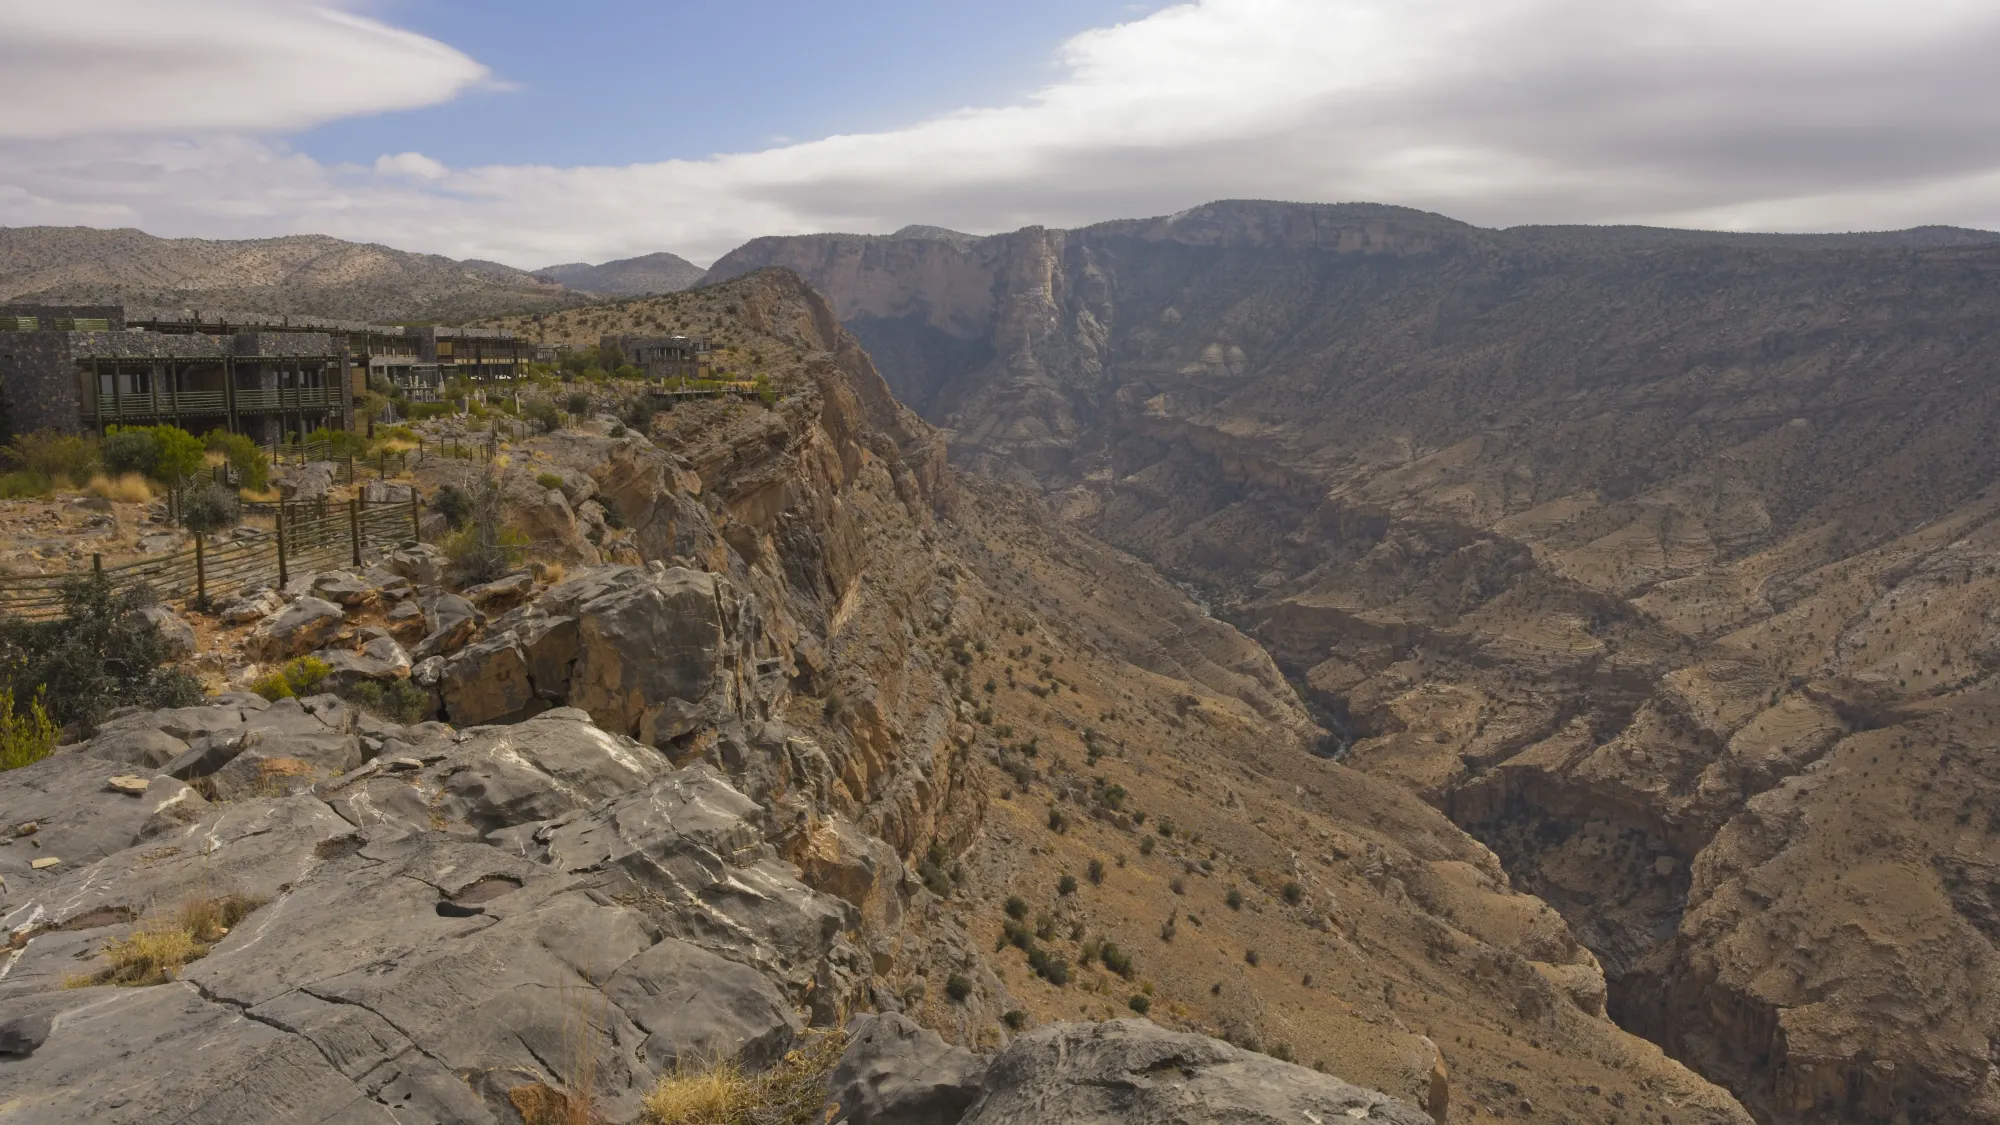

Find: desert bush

[101,427,159,477]
[1057,874,1079,896]
[622,395,656,433]
[1226,888,1244,910]
[6,430,98,485]
[1088,858,1106,885]
[1099,941,1133,978]
[434,483,474,530]
[945,973,973,1002]
[0,471,50,498]
[251,655,331,701]
[1282,881,1304,905]
[1004,895,1028,920]
[0,574,200,734]
[202,429,270,492]
[523,397,565,433]
[341,679,432,724]
[564,391,592,416]
[536,472,566,492]
[180,482,241,537]
[0,686,59,771]
[1128,994,1151,1014]
[306,426,368,460]
[445,474,528,584]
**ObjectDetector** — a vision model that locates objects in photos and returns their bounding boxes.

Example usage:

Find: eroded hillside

[711,205,2000,1125]
[0,226,583,322]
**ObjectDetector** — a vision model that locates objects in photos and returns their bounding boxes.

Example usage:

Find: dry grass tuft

[642,1029,847,1125]
[86,472,154,504]
[643,1064,753,1125]
[61,893,264,989]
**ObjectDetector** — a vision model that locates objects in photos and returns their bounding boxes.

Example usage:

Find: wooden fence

[0,494,422,620]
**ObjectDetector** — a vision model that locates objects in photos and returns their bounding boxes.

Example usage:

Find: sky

[3,0,2000,269]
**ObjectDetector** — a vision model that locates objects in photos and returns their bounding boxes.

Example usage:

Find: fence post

[194,533,206,608]
[276,502,289,588]
[349,498,362,567]
[409,489,421,544]
[92,553,102,574]
[378,450,386,480]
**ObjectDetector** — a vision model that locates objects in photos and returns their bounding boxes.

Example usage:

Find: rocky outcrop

[0,704,868,1124]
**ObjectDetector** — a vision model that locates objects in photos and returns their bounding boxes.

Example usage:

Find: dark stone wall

[0,332,82,434]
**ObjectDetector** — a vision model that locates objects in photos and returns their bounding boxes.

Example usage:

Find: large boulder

[248,597,345,661]
[436,565,779,748]
[136,604,197,660]
[829,1012,986,1125]
[959,1020,1435,1125]
[276,461,335,502]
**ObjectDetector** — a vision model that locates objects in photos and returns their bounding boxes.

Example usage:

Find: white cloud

[374,152,449,181]
[0,0,486,138]
[3,0,2000,267]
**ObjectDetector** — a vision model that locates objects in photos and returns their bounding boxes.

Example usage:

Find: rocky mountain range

[710,202,2000,1125]
[0,226,587,323]
[533,252,707,297]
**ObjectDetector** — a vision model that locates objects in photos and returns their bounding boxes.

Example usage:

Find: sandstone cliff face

[711,208,2000,1124]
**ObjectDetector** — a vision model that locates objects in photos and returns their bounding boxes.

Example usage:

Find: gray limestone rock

[250,596,346,661]
[136,604,197,660]
[828,1012,987,1125]
[959,1020,1433,1125]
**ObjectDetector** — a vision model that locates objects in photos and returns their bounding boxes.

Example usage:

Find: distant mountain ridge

[0,226,586,323]
[533,251,706,297]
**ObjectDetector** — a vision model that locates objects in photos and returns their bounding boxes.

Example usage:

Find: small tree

[149,426,205,486]
[523,398,565,434]
[180,482,241,538]
[434,483,474,530]
[564,390,592,417]
[102,427,160,478]
[0,574,201,735]
[445,473,527,584]
[5,430,99,486]
[202,429,270,492]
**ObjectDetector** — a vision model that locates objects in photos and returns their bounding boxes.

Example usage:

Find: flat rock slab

[960,1020,1434,1125]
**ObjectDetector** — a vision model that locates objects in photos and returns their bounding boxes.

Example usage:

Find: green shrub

[433,484,473,530]
[1226,888,1244,910]
[341,679,432,725]
[1003,1009,1028,1030]
[535,472,565,492]
[445,474,527,584]
[945,973,972,1002]
[1282,881,1304,905]
[101,427,158,477]
[180,482,240,537]
[1057,874,1078,896]
[0,470,51,498]
[0,574,201,735]
[1128,994,1151,1014]
[0,687,59,771]
[1004,895,1028,920]
[202,429,269,492]
[306,426,368,460]
[6,431,98,485]
[564,391,592,416]
[1099,941,1133,977]
[252,656,330,701]
[523,398,565,433]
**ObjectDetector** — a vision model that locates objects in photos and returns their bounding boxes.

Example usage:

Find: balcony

[85,385,338,421]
